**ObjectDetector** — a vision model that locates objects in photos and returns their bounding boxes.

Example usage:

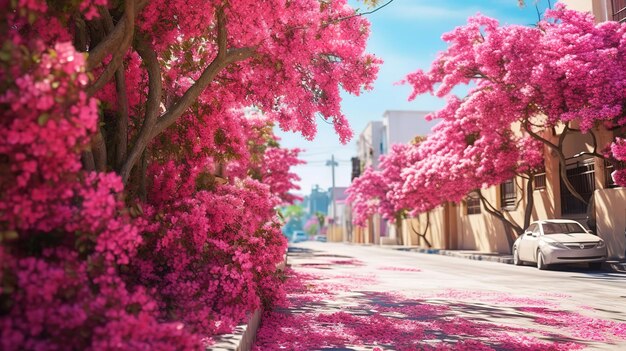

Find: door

[518,223,539,261]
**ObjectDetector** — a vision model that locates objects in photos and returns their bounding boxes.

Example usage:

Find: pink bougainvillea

[609,138,626,186]
[0,31,202,350]
[2,0,378,348]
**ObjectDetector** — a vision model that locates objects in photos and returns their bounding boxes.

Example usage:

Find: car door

[518,223,538,261]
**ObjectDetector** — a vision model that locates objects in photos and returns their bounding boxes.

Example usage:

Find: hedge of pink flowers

[0,0,388,348]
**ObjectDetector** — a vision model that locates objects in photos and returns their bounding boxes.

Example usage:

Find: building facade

[396,1,626,260]
[348,2,626,260]
[348,110,436,244]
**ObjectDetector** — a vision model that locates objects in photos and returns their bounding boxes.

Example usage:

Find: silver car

[512,219,607,270]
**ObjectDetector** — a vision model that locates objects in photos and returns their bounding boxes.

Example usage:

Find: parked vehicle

[291,230,308,243]
[313,235,327,242]
[512,219,607,270]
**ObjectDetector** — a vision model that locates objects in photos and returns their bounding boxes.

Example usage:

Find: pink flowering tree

[406,5,626,192]
[0,0,379,349]
[349,106,543,245]
[347,142,424,244]
[379,5,626,244]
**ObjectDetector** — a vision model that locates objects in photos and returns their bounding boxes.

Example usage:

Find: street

[254,242,626,350]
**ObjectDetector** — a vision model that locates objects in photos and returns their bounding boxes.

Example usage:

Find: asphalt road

[283,241,626,350]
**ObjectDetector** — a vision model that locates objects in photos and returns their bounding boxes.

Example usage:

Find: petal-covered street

[255,243,626,350]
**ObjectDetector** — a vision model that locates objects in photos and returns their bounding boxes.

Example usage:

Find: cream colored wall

[372,214,381,245]
[401,206,447,249]
[327,225,343,242]
[560,0,610,22]
[594,188,626,259]
[456,187,512,253]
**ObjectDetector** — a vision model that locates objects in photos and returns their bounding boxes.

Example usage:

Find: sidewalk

[366,243,626,273]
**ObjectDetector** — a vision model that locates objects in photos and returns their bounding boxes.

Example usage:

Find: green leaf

[0,51,11,62]
[37,113,49,126]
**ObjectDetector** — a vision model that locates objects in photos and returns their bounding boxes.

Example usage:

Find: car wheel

[537,250,548,270]
[588,262,602,270]
[513,247,523,266]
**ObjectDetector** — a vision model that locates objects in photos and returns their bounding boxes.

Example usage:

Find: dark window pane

[560,159,595,215]
[613,0,626,22]
[466,193,481,215]
[500,179,516,209]
[534,172,546,190]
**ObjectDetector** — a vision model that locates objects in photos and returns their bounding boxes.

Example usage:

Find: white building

[357,121,384,170]
[381,110,435,154]
[353,110,436,244]
[357,111,436,172]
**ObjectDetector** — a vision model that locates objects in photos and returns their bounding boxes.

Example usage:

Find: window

[613,0,626,22]
[466,192,481,215]
[534,172,546,190]
[560,159,595,215]
[605,160,617,188]
[351,157,361,181]
[500,179,516,210]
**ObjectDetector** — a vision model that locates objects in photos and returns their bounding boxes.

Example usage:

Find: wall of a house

[595,188,626,259]
[455,186,515,254]
[401,206,447,249]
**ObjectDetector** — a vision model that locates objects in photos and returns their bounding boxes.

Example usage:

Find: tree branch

[92,126,108,172]
[477,189,523,236]
[86,4,135,96]
[409,212,432,248]
[119,7,256,184]
[523,121,587,204]
[113,64,129,170]
[326,0,395,25]
[86,0,142,71]
[523,173,534,230]
[120,33,163,183]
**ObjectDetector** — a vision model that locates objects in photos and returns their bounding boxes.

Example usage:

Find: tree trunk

[395,217,403,246]
[477,189,523,242]
[523,175,534,230]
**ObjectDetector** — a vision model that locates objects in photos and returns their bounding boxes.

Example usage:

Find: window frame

[466,192,481,215]
[500,179,517,210]
[612,0,626,22]
[534,171,546,190]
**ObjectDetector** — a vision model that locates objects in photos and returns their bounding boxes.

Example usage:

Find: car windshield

[541,222,586,234]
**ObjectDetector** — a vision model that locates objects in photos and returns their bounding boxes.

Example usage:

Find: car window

[532,225,541,235]
[541,222,586,234]
[526,224,537,234]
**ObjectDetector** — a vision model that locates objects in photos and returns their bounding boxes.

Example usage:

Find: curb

[393,245,626,272]
[207,309,262,351]
[393,246,513,264]
[208,253,287,351]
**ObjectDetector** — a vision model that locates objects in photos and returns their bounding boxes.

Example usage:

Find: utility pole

[326,155,338,234]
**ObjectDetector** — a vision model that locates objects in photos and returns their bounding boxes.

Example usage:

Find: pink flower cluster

[134,175,288,335]
[0,35,203,350]
[609,138,626,186]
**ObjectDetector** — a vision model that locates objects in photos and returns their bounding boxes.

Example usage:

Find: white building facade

[352,110,436,244]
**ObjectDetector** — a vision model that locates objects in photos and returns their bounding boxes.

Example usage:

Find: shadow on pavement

[255,271,626,350]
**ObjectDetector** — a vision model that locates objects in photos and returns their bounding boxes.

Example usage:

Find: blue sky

[276,0,553,195]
